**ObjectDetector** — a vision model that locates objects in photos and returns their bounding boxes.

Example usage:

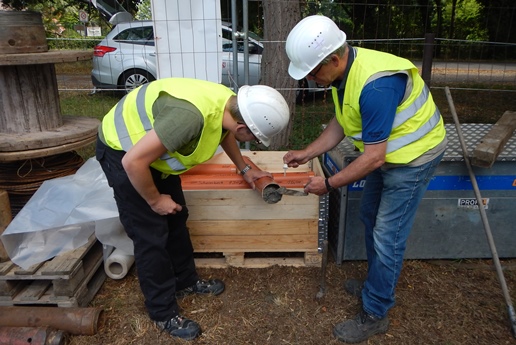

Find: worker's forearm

[220,134,247,171]
[122,157,161,206]
[329,157,372,188]
[328,147,385,189]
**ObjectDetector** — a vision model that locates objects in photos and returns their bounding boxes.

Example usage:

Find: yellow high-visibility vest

[332,47,446,164]
[101,78,234,174]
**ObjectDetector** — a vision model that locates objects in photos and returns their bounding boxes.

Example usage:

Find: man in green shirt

[97,78,290,340]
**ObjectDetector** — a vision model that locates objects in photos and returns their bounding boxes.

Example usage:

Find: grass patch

[55,60,93,75]
[61,91,121,159]
[60,83,516,159]
[60,91,121,120]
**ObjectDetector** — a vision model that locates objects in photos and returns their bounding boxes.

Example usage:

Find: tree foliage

[477,0,516,44]
[1,0,139,12]
[135,0,151,20]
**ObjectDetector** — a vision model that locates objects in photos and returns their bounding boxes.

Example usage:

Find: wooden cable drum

[0,151,84,217]
[0,10,97,161]
[0,11,48,54]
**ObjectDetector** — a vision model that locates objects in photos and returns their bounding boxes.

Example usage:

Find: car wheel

[120,69,155,93]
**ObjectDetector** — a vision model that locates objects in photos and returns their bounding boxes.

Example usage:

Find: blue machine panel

[323,124,516,262]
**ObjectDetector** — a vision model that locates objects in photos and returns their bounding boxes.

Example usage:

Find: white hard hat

[286,15,347,80]
[237,85,290,147]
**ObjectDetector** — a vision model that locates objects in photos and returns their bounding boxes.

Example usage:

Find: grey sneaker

[176,279,225,298]
[155,315,201,340]
[333,309,389,343]
[344,279,364,298]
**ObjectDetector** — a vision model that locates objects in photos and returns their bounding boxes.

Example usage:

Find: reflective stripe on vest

[346,85,440,154]
[113,83,186,171]
[387,106,441,153]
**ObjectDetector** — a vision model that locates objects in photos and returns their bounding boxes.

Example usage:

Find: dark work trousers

[96,138,199,321]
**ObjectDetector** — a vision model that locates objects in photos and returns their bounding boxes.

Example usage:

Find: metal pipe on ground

[0,307,102,336]
[0,326,65,345]
[445,86,516,338]
[315,239,329,299]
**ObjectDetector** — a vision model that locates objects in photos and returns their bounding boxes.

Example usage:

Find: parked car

[92,20,264,92]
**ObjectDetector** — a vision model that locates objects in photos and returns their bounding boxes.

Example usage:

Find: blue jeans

[359,151,444,318]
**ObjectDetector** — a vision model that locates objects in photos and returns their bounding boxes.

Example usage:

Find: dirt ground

[68,259,516,345]
[64,87,516,345]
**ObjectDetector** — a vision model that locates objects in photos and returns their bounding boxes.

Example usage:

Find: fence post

[422,33,435,87]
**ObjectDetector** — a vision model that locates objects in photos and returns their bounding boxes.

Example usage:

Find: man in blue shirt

[284,15,447,343]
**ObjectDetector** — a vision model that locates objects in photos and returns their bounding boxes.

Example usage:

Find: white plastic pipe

[104,248,135,280]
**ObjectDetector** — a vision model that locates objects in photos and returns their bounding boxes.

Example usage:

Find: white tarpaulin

[150,0,222,82]
[1,158,133,270]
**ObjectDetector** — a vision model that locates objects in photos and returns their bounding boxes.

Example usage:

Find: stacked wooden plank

[471,111,516,168]
[0,234,105,307]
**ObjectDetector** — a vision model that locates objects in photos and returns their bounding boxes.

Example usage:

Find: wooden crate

[184,151,325,268]
[0,234,106,307]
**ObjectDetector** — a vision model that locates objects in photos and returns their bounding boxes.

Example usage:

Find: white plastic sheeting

[1,158,133,270]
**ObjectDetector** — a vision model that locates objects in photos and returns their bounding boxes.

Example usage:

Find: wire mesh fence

[43,1,516,150]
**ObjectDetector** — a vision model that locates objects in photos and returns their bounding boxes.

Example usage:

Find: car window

[222,28,233,41]
[114,26,154,46]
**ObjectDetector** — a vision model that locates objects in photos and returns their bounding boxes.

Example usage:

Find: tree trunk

[449,0,457,39]
[260,0,301,150]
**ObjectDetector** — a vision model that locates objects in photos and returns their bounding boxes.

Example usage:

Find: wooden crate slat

[75,264,106,308]
[40,233,97,275]
[17,280,51,301]
[191,234,317,252]
[0,261,14,275]
[188,203,319,221]
[188,219,318,236]
[13,262,45,276]
[0,280,25,299]
[185,189,319,206]
[52,240,103,297]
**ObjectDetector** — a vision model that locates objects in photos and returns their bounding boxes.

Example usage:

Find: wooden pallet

[0,234,105,307]
[194,250,322,268]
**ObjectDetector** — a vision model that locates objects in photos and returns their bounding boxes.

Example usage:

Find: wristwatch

[325,177,336,192]
[240,164,252,175]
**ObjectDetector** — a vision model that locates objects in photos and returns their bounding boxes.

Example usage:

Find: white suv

[91,20,264,92]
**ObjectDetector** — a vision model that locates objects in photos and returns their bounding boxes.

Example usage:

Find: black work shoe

[333,309,389,343]
[155,315,201,340]
[176,279,225,298]
[344,279,364,298]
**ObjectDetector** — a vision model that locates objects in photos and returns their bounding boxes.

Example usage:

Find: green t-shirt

[152,91,204,156]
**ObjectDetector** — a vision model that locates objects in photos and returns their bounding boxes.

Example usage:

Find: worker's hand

[243,169,272,190]
[303,176,327,196]
[148,194,183,215]
[283,150,310,168]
